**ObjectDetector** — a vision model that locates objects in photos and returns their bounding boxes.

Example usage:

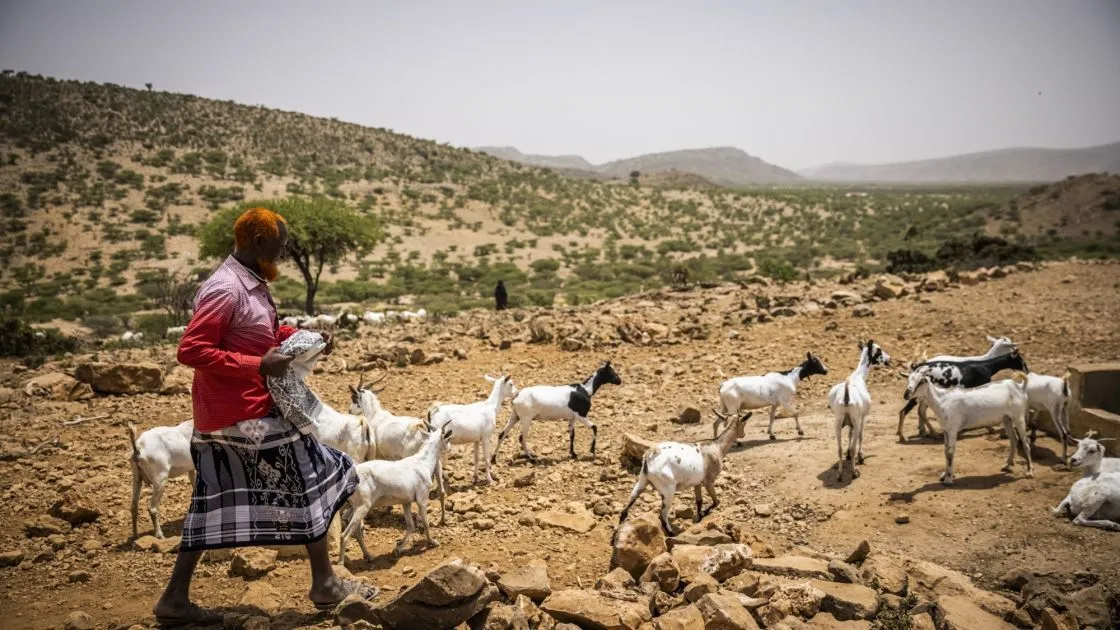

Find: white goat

[127,421,194,539]
[1024,372,1073,464]
[120,331,144,344]
[922,335,1018,364]
[908,371,1033,485]
[428,374,518,485]
[492,362,622,463]
[1052,434,1120,531]
[349,381,447,523]
[618,411,752,535]
[165,325,186,339]
[339,425,452,562]
[827,340,891,480]
[715,352,829,440]
[362,311,386,325]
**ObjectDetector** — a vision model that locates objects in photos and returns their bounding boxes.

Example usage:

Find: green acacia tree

[198,197,381,314]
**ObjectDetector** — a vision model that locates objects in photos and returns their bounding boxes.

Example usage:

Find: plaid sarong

[180,414,357,552]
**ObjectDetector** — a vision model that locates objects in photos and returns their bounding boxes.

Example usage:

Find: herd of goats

[125,333,1120,566]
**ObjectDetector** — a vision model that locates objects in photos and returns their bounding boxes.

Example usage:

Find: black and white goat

[714,352,829,440]
[1051,434,1120,531]
[897,349,1029,441]
[492,361,622,463]
[827,340,891,480]
[619,411,752,535]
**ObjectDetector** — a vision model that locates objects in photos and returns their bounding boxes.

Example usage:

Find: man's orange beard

[258,258,280,282]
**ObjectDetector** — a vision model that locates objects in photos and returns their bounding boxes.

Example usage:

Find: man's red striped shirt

[177,256,296,432]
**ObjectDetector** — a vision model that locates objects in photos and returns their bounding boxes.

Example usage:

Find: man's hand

[260,347,295,377]
[321,332,334,356]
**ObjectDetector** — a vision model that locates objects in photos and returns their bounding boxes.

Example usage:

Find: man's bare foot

[152,599,223,627]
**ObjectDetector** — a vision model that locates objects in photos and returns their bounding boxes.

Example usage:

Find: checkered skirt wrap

[180,414,357,552]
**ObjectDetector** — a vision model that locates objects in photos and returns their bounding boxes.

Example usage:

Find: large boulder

[906,559,1015,618]
[653,604,705,630]
[934,595,1015,630]
[540,589,652,630]
[22,373,93,401]
[160,366,192,395]
[498,558,552,602]
[639,552,681,593]
[670,544,752,582]
[873,276,908,300]
[1059,583,1113,629]
[469,602,532,630]
[611,514,667,579]
[810,580,880,620]
[75,362,163,394]
[374,559,499,630]
[859,554,907,595]
[535,509,596,534]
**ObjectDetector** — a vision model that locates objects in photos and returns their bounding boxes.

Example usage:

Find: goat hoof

[768,434,776,441]
[852,468,861,478]
[1001,465,1013,473]
[797,430,804,436]
[857,455,865,465]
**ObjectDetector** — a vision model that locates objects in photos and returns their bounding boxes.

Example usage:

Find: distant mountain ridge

[474,145,802,185]
[800,142,1120,183]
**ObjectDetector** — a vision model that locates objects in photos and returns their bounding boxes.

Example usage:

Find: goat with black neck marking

[827,340,891,480]
[492,361,622,463]
[714,352,828,440]
[618,410,752,535]
[898,349,1029,441]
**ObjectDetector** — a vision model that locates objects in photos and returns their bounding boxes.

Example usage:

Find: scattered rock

[0,550,25,567]
[828,560,861,584]
[49,491,102,525]
[751,556,830,580]
[375,559,499,630]
[852,305,875,318]
[894,514,910,524]
[23,515,71,537]
[752,504,772,518]
[74,362,163,394]
[683,573,719,602]
[611,514,667,579]
[859,554,908,596]
[911,611,936,630]
[668,529,734,549]
[535,509,596,534]
[756,582,824,626]
[132,535,181,554]
[596,567,636,592]
[1039,607,1079,630]
[240,581,282,613]
[470,602,530,630]
[695,592,759,629]
[620,434,655,465]
[640,552,681,593]
[845,540,871,565]
[540,589,652,630]
[333,592,379,626]
[63,611,95,630]
[998,566,1034,591]
[675,407,702,425]
[803,612,871,629]
[498,558,552,602]
[1059,583,1112,629]
[22,373,93,401]
[513,471,535,488]
[722,572,761,597]
[934,595,1015,630]
[68,570,91,583]
[652,604,705,630]
[810,580,880,620]
[873,277,907,300]
[670,544,752,582]
[230,548,278,579]
[160,366,192,395]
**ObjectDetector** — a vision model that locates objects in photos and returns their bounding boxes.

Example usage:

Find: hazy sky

[1,1,1118,170]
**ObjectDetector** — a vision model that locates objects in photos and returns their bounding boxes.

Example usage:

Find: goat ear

[348,385,359,396]
[986,334,998,343]
[806,352,813,360]
[898,371,910,378]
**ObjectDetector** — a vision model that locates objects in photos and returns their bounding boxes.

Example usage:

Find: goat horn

[368,372,388,386]
[357,373,365,390]
[711,406,730,420]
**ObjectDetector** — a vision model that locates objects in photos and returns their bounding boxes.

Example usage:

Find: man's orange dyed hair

[233,207,286,251]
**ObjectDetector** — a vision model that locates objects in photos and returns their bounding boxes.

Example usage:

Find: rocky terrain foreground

[1,261,1119,629]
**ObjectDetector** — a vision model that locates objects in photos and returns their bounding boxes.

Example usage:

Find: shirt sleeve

[277,325,297,344]
[177,289,263,377]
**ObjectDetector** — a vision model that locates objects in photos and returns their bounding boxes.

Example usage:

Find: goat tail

[126,422,141,462]
[1009,371,1029,389]
[1061,371,1071,399]
[843,381,851,406]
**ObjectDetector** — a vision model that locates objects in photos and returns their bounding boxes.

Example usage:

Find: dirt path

[1,261,1118,629]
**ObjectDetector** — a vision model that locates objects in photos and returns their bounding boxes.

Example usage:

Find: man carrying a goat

[153,207,375,625]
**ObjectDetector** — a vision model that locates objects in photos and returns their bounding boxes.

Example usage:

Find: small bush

[0,318,80,364]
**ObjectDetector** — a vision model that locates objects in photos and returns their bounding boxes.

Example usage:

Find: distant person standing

[495,280,508,311]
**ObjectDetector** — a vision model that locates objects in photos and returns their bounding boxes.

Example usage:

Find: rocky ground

[1,260,1119,629]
